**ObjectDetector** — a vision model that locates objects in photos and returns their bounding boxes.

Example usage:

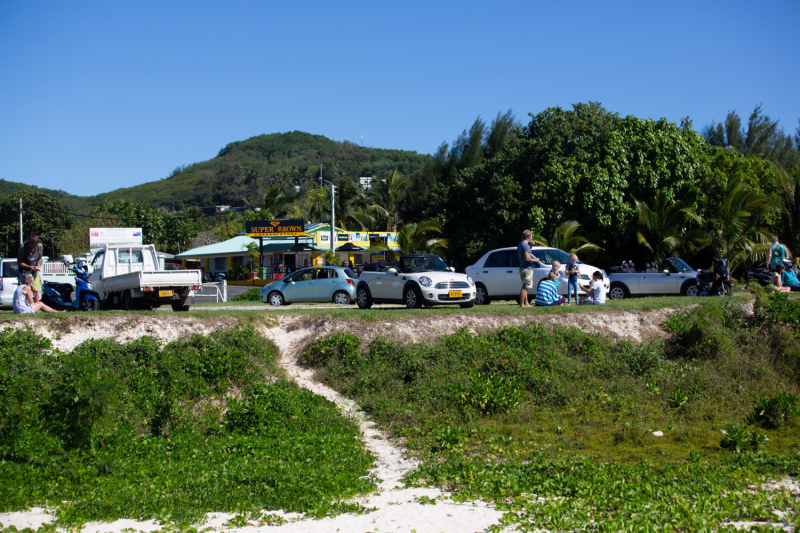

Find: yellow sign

[246,219,307,237]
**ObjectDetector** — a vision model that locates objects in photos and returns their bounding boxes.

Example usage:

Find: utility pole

[330,182,336,254]
[18,198,23,248]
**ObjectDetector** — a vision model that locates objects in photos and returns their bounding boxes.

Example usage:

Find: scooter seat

[46,282,74,297]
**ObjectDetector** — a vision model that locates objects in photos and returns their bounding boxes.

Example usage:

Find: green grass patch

[301,294,800,530]
[0,327,375,527]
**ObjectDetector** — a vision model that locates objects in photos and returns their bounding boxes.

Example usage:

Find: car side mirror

[387,267,398,275]
[449,267,455,272]
[663,270,669,274]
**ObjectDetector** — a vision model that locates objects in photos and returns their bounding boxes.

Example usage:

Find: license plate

[448,290,462,298]
[159,290,173,297]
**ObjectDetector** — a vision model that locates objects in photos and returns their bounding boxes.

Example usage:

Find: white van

[465,247,609,305]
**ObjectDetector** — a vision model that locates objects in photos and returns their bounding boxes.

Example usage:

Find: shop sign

[90,228,143,247]
[246,219,305,237]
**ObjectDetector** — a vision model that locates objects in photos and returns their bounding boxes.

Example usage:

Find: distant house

[199,205,231,215]
[359,176,373,189]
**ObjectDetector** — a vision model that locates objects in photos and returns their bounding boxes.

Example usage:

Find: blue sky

[1,1,798,197]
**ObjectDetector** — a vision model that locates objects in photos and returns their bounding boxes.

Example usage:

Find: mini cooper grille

[438,294,471,301]
[435,281,470,289]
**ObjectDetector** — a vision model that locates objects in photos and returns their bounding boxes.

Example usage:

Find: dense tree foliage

[0,191,73,257]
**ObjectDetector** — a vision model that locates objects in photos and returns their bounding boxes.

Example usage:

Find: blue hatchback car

[260,266,358,306]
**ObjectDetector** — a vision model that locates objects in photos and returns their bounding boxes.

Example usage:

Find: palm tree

[258,185,294,219]
[634,190,704,269]
[531,221,603,255]
[309,179,377,230]
[776,164,800,262]
[706,176,774,273]
[367,219,448,257]
[372,169,409,231]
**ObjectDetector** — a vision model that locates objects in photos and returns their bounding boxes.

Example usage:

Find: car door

[637,270,679,294]
[1,261,19,308]
[313,268,338,300]
[283,270,315,301]
[479,251,510,297]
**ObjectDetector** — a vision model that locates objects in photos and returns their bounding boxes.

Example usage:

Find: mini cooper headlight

[467,276,474,286]
[419,276,432,287]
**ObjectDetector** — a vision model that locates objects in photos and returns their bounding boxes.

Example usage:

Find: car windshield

[400,255,450,273]
[534,248,572,265]
[667,257,694,273]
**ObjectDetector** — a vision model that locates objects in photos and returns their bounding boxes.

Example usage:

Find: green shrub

[0,327,372,526]
[746,393,799,429]
[231,288,261,301]
[454,371,522,414]
[755,292,800,328]
[300,333,361,367]
[719,423,768,452]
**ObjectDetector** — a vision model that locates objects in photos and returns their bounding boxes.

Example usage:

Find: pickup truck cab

[356,254,475,309]
[607,257,698,299]
[88,245,202,311]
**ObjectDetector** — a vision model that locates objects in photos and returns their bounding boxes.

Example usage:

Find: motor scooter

[697,257,734,296]
[41,256,100,311]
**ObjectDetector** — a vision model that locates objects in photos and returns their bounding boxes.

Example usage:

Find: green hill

[2,131,430,214]
[0,180,80,204]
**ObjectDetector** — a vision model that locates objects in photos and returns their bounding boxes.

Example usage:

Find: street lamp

[48,230,57,261]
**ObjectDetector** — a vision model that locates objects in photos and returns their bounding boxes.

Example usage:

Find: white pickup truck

[87,245,202,311]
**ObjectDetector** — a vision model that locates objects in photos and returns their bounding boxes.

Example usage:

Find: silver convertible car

[260,266,358,306]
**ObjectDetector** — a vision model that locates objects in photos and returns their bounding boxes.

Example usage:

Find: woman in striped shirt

[534,271,565,307]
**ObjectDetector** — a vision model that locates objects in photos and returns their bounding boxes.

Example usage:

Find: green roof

[176,235,312,258]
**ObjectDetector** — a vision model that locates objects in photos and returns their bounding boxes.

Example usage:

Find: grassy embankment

[0,327,375,530]
[301,291,800,531]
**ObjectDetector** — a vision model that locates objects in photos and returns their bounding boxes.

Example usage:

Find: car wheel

[608,284,628,300]
[268,291,285,306]
[475,284,491,305]
[356,286,373,309]
[683,281,699,297]
[405,286,422,309]
[459,302,475,309]
[333,290,350,305]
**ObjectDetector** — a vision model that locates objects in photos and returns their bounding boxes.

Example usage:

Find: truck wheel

[356,286,373,309]
[333,291,350,305]
[682,281,699,297]
[608,284,628,300]
[122,291,135,311]
[172,302,190,312]
[405,286,422,309]
[475,284,491,305]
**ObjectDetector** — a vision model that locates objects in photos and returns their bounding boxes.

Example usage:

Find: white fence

[41,262,74,275]
[192,281,227,303]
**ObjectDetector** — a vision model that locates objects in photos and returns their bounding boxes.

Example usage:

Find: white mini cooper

[356,254,476,309]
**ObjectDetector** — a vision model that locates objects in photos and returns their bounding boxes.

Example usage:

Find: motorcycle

[41,256,100,311]
[696,257,734,296]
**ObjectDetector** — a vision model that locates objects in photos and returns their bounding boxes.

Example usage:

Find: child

[566,254,580,305]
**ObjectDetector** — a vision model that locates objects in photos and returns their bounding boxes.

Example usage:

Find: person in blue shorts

[566,253,580,305]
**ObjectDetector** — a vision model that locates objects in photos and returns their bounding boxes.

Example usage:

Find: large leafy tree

[0,191,73,257]
[257,185,294,219]
[94,200,166,245]
[431,103,707,269]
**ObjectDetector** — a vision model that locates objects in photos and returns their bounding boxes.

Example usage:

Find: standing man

[17,235,44,302]
[767,235,788,271]
[517,230,540,308]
